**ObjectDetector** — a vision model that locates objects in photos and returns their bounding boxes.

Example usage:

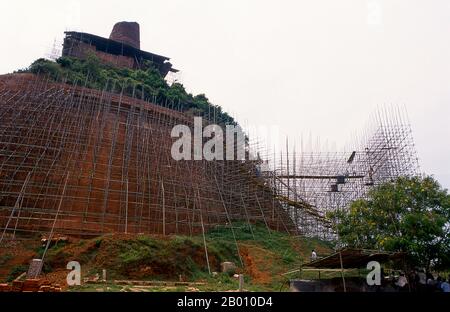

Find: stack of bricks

[12,280,24,291]
[39,284,62,292]
[22,279,42,292]
[0,279,62,292]
[0,283,12,292]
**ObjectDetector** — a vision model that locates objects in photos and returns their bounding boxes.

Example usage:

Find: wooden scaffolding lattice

[0,73,295,239]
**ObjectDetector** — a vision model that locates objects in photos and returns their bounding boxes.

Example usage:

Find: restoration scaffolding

[264,106,419,239]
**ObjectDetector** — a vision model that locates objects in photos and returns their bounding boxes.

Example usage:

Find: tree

[328,176,450,270]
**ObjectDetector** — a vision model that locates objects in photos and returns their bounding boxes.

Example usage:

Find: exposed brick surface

[64,39,135,69]
[109,21,140,49]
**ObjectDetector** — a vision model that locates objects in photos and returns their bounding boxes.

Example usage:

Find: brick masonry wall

[64,39,135,69]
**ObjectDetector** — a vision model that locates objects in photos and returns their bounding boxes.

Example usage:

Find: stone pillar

[239,274,244,292]
[27,259,43,279]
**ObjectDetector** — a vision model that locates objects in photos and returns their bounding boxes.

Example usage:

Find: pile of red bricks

[0,279,62,292]
[0,284,11,292]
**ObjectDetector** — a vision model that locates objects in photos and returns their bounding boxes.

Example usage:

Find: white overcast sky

[0,0,449,189]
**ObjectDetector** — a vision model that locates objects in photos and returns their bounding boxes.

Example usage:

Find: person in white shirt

[311,249,317,261]
[395,272,408,289]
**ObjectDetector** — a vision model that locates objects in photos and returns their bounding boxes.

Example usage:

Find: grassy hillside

[0,223,333,291]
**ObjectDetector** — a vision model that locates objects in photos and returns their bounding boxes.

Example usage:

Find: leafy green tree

[83,52,101,78]
[27,58,62,79]
[328,176,450,270]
